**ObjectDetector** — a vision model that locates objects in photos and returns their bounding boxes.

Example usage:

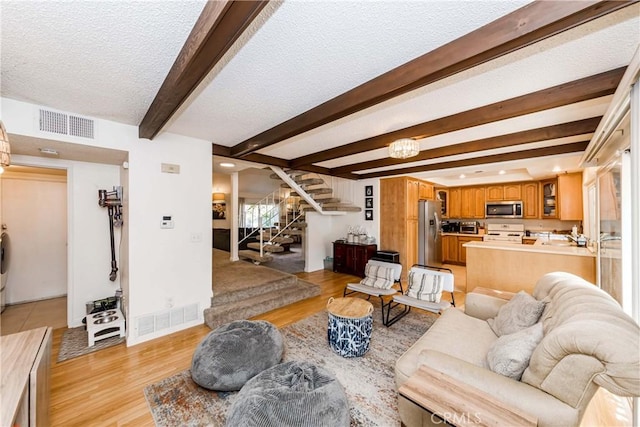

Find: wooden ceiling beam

[230,1,633,157]
[291,67,624,168]
[354,141,589,180]
[330,117,601,175]
[139,1,269,140]
[212,144,334,175]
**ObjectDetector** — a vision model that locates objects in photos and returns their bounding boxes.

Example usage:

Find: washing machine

[0,232,9,313]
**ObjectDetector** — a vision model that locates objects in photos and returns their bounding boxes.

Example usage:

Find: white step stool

[86,308,125,347]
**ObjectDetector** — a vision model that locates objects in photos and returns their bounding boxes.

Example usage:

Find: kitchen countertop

[441,232,484,237]
[463,239,595,257]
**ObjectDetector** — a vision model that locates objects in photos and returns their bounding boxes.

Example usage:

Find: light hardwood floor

[3,265,629,426]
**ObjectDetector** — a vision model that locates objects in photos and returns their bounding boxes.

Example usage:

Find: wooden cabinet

[407,179,420,220]
[442,235,458,263]
[333,242,377,277]
[558,173,583,220]
[460,187,485,218]
[441,234,482,265]
[539,174,583,220]
[419,181,434,200]
[435,188,449,218]
[449,187,461,218]
[1,327,52,427]
[540,178,558,218]
[380,176,434,279]
[504,184,522,200]
[458,236,483,264]
[486,186,504,201]
[486,184,521,201]
[522,182,538,218]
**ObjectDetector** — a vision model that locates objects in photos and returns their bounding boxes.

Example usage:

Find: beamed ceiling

[2,1,639,185]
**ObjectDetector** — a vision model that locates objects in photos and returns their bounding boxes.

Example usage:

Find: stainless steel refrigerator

[418,200,442,266]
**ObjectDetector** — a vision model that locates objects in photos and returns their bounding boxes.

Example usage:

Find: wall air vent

[38,108,95,139]
[135,303,199,337]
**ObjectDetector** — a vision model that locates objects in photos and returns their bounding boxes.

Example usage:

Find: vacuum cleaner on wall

[98,186,123,281]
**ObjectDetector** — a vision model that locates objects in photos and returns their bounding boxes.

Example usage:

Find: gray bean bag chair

[225,361,350,427]
[191,320,283,391]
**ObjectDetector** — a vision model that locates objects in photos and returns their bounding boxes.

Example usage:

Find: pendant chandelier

[0,121,11,174]
[388,138,419,159]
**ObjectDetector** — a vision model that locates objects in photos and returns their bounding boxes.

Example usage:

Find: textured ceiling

[1,1,638,184]
[0,0,206,125]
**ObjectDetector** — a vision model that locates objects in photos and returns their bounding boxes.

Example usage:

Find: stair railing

[270,166,346,215]
[239,189,304,247]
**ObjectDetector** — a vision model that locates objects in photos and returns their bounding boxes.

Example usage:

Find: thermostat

[161,215,174,229]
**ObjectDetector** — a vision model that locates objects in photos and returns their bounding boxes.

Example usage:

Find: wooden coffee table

[399,366,537,427]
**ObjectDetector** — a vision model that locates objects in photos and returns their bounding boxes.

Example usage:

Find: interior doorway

[0,165,68,318]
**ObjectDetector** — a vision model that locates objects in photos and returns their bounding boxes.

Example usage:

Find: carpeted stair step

[238,250,273,264]
[212,270,299,306]
[300,204,362,212]
[247,242,285,252]
[315,197,342,204]
[205,280,320,330]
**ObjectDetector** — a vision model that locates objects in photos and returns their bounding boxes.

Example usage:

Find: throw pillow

[487,290,546,336]
[487,322,544,380]
[360,264,395,289]
[406,270,444,303]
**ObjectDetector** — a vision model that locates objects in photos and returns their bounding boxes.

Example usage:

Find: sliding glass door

[598,161,623,305]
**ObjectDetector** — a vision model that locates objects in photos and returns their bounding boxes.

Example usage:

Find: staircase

[238,167,361,264]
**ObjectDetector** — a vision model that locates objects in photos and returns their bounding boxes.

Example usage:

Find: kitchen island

[463,238,596,294]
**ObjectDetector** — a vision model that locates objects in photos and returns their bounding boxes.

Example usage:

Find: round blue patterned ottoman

[326,297,373,358]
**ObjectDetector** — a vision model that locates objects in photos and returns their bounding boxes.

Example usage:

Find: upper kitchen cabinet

[460,186,485,219]
[522,182,539,218]
[436,188,449,218]
[540,178,558,218]
[557,173,583,221]
[504,184,522,200]
[486,185,504,201]
[419,181,434,200]
[486,184,522,201]
[540,174,583,220]
[449,187,461,219]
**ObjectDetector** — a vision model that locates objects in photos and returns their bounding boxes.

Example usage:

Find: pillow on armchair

[487,322,544,380]
[487,290,546,336]
[360,264,395,289]
[406,270,444,303]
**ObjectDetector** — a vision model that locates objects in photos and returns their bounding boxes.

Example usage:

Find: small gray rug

[57,326,125,363]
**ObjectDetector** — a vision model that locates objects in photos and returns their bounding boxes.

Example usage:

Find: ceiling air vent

[38,108,95,139]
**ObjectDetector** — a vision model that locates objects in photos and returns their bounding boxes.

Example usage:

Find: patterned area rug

[144,306,436,426]
[57,326,125,363]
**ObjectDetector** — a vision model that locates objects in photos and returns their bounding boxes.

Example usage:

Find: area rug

[144,307,436,426]
[57,326,125,363]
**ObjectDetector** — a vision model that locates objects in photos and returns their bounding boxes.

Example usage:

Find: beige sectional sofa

[395,272,640,427]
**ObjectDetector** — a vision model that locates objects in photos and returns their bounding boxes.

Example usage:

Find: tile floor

[0,296,67,336]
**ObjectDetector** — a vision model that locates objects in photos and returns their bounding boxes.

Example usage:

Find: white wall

[1,171,67,303]
[305,178,380,272]
[3,97,212,346]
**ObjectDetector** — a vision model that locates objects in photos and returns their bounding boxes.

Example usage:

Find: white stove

[483,223,525,244]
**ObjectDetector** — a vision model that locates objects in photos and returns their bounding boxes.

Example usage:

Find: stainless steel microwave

[485,201,523,218]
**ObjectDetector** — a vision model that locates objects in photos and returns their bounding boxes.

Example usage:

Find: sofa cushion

[406,270,444,302]
[360,263,395,289]
[487,290,546,336]
[487,322,544,380]
[395,308,497,387]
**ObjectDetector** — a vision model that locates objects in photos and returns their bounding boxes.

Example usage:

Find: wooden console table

[398,366,537,427]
